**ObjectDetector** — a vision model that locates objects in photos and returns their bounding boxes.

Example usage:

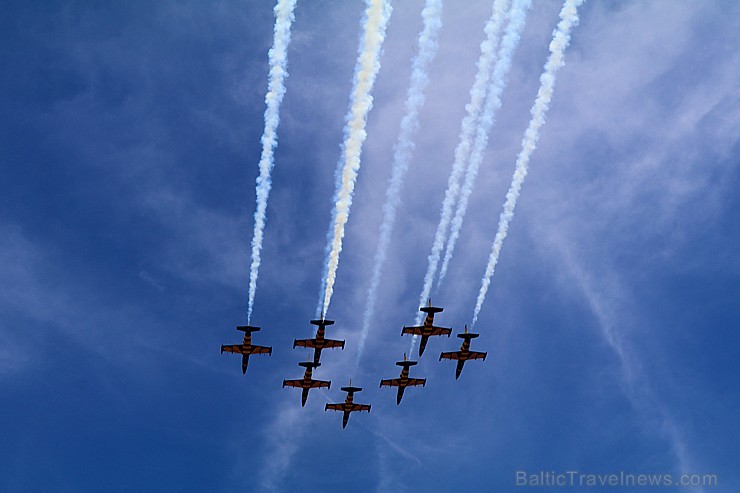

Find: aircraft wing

[440,350,486,361]
[429,325,452,337]
[309,379,331,389]
[380,378,401,388]
[350,403,370,412]
[323,338,345,349]
[221,344,246,354]
[249,345,272,355]
[283,379,305,388]
[401,326,424,336]
[325,403,344,412]
[407,378,426,387]
[440,351,461,360]
[293,338,317,349]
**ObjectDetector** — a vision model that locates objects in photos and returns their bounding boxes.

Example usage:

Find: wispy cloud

[549,235,701,486]
[257,407,307,492]
[372,428,422,466]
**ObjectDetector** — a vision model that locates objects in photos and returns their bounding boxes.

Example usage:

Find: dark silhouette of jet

[379,354,426,404]
[439,325,487,379]
[283,360,331,407]
[293,316,345,364]
[401,299,451,356]
[220,325,272,374]
[325,381,371,428]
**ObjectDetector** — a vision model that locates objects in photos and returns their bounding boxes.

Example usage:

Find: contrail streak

[320,0,393,317]
[437,0,531,286]
[355,0,443,365]
[247,0,298,324]
[409,0,510,353]
[471,0,585,328]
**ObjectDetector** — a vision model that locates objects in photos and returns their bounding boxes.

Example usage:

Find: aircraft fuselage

[221,328,272,374]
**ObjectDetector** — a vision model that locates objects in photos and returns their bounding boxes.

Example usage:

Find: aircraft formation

[220,300,486,428]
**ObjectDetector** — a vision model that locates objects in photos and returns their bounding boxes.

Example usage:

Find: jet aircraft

[379,354,426,404]
[401,299,452,356]
[325,380,371,428]
[293,316,345,364]
[439,325,487,379]
[283,360,331,407]
[220,325,272,374]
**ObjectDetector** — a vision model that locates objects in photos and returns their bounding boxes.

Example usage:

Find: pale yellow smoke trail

[321,0,393,316]
[356,0,443,366]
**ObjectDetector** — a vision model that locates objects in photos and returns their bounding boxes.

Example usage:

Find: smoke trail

[408,0,510,353]
[320,0,393,317]
[355,0,444,364]
[246,0,298,324]
[437,0,531,286]
[471,0,585,327]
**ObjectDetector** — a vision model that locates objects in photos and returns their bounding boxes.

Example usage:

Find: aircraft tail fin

[458,332,480,339]
[236,325,261,332]
[396,359,418,367]
[342,378,362,393]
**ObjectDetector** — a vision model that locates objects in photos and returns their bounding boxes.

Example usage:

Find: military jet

[379,354,426,404]
[325,380,371,428]
[283,360,331,407]
[401,299,452,356]
[439,325,487,379]
[220,325,272,374]
[293,316,345,364]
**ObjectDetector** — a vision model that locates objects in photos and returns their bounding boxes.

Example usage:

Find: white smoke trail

[246,0,298,324]
[355,0,444,365]
[471,0,585,328]
[320,0,393,317]
[408,0,510,353]
[437,0,531,286]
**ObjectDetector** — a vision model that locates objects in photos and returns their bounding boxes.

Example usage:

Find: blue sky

[1,1,738,492]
